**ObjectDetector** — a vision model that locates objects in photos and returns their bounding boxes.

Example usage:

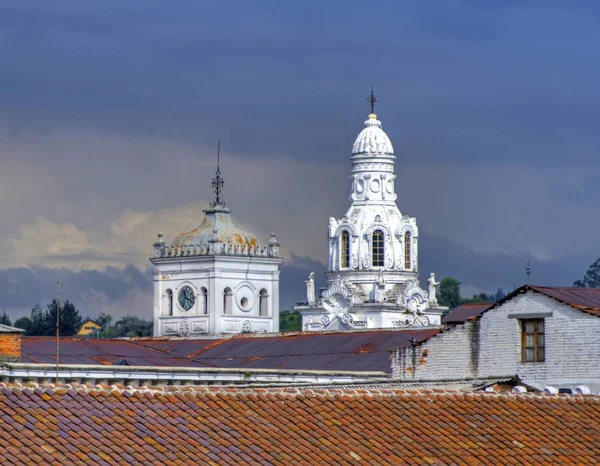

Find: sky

[1,1,600,320]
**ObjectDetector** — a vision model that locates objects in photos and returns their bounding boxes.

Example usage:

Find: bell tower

[296,92,447,331]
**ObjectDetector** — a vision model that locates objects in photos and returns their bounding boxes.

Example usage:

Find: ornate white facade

[150,160,283,337]
[296,98,446,331]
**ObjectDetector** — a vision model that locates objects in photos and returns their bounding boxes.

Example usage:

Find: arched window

[223,287,233,315]
[165,289,173,316]
[404,232,412,270]
[340,231,350,269]
[372,230,384,267]
[259,289,269,317]
[201,287,208,314]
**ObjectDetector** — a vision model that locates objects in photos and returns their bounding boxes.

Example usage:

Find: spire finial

[525,257,532,282]
[211,139,225,208]
[367,85,377,115]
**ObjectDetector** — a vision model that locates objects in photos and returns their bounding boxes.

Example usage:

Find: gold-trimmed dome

[171,208,257,250]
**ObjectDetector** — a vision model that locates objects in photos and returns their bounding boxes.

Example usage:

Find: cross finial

[367,86,377,114]
[211,139,225,207]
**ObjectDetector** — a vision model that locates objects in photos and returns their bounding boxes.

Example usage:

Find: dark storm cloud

[1,1,599,164]
[418,233,591,295]
[1,1,600,316]
[0,265,151,312]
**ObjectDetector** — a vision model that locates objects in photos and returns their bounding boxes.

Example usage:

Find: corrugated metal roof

[528,285,600,315]
[488,285,600,317]
[442,303,493,324]
[21,329,441,373]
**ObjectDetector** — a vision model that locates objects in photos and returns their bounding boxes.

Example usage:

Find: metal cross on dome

[211,139,225,207]
[367,87,377,114]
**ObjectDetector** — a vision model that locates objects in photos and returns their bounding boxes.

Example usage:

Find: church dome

[171,208,257,250]
[352,114,394,156]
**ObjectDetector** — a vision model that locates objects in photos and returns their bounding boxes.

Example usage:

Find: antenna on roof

[525,257,532,283]
[56,280,60,385]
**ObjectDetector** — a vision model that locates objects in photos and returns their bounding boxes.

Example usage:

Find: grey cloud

[1,1,599,165]
[0,265,152,317]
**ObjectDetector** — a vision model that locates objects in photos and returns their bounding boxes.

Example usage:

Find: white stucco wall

[152,255,281,336]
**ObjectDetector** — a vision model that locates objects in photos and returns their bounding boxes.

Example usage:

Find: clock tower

[150,151,283,337]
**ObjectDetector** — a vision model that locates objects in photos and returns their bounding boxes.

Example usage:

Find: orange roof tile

[0,384,599,464]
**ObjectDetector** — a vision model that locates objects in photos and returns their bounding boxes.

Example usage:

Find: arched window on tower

[404,232,412,270]
[223,287,233,315]
[340,231,350,269]
[165,289,173,316]
[201,287,208,314]
[259,289,269,317]
[372,230,384,267]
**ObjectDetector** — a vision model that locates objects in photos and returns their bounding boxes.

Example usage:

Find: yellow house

[76,319,102,337]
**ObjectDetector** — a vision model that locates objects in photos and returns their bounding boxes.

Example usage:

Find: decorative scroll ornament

[321,315,330,326]
[403,279,429,311]
[351,253,359,269]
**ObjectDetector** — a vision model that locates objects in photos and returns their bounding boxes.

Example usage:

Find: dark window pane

[372,230,384,267]
[404,232,411,269]
[341,232,350,268]
[537,320,545,333]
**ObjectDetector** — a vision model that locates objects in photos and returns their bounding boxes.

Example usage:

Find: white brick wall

[478,290,600,386]
[392,323,477,380]
[392,290,600,388]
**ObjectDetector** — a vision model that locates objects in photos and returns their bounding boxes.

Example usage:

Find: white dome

[352,114,394,156]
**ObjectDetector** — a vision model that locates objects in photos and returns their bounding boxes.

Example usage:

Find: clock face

[178,286,195,311]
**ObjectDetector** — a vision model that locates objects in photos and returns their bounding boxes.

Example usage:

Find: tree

[96,312,113,336]
[111,316,153,337]
[574,258,600,288]
[439,277,462,309]
[0,310,11,326]
[47,299,83,337]
[28,304,48,336]
[279,310,302,332]
[25,300,83,336]
[13,316,31,333]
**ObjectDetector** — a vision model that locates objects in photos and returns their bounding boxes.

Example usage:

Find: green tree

[574,258,600,288]
[439,277,462,309]
[28,304,48,336]
[47,299,83,336]
[279,310,302,332]
[0,309,11,326]
[111,315,153,337]
[96,312,113,336]
[13,316,31,333]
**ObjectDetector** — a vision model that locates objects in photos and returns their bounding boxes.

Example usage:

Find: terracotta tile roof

[489,285,600,317]
[22,328,440,372]
[0,384,599,465]
[442,302,493,324]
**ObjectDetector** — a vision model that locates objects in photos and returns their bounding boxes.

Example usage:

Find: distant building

[392,285,600,393]
[76,319,102,337]
[296,95,446,331]
[150,156,282,337]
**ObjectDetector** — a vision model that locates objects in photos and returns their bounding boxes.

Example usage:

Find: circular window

[235,286,254,312]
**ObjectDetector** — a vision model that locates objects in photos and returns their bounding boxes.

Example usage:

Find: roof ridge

[2,382,599,400]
